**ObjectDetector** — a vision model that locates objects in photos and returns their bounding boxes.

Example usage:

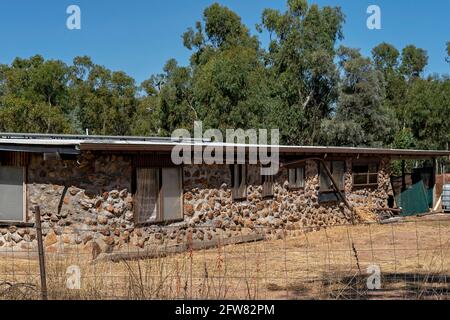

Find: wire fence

[1,216,450,300]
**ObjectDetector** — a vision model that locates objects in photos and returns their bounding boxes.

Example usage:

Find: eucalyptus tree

[68,56,139,135]
[400,45,429,80]
[321,47,397,147]
[0,55,71,133]
[403,75,450,150]
[259,0,345,145]
[182,3,270,132]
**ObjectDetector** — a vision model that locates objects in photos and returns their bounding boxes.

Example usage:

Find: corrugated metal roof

[0,133,449,158]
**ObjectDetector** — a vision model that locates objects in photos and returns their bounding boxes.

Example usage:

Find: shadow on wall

[29,154,132,196]
[27,153,132,222]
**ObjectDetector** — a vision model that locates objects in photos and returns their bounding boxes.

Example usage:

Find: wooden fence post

[34,206,48,300]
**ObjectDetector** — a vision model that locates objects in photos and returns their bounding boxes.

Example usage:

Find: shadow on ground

[266,272,450,300]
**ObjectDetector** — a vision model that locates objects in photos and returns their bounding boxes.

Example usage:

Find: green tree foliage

[371,43,407,129]
[0,55,71,133]
[154,60,197,135]
[371,42,449,150]
[68,56,139,135]
[0,96,70,133]
[403,75,450,149]
[372,42,400,73]
[180,2,268,132]
[321,47,398,147]
[391,128,417,175]
[400,45,428,79]
[130,74,163,136]
[259,0,345,145]
[0,55,139,135]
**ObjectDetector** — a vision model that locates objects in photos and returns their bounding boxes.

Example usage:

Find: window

[135,167,183,224]
[288,167,305,189]
[353,162,379,188]
[161,168,183,221]
[0,166,25,222]
[261,174,274,198]
[319,161,345,191]
[231,164,247,200]
[135,168,160,222]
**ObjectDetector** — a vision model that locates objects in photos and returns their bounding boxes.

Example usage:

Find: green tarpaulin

[395,180,431,216]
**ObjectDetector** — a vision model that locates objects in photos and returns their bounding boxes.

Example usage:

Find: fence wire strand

[0,217,450,300]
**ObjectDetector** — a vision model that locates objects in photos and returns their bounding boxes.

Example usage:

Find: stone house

[0,134,448,256]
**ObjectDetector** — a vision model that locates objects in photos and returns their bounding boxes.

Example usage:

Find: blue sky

[0,0,449,84]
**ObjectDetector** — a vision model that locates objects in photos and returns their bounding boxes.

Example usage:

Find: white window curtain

[135,168,160,223]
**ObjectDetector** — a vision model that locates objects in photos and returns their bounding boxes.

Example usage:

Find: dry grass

[354,206,378,223]
[1,215,450,300]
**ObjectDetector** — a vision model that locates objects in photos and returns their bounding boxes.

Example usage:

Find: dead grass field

[1,214,450,300]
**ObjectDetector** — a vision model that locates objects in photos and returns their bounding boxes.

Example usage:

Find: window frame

[160,167,184,222]
[352,160,380,189]
[261,172,275,199]
[134,167,162,224]
[133,166,184,226]
[319,160,346,193]
[0,165,27,224]
[231,164,247,201]
[288,166,305,190]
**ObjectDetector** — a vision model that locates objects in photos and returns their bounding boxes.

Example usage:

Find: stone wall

[0,153,392,257]
[181,161,354,244]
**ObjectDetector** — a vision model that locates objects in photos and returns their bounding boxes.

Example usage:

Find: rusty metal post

[34,206,48,300]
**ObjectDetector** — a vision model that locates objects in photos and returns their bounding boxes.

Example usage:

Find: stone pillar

[377,158,391,206]
[305,160,319,205]
[344,158,353,195]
